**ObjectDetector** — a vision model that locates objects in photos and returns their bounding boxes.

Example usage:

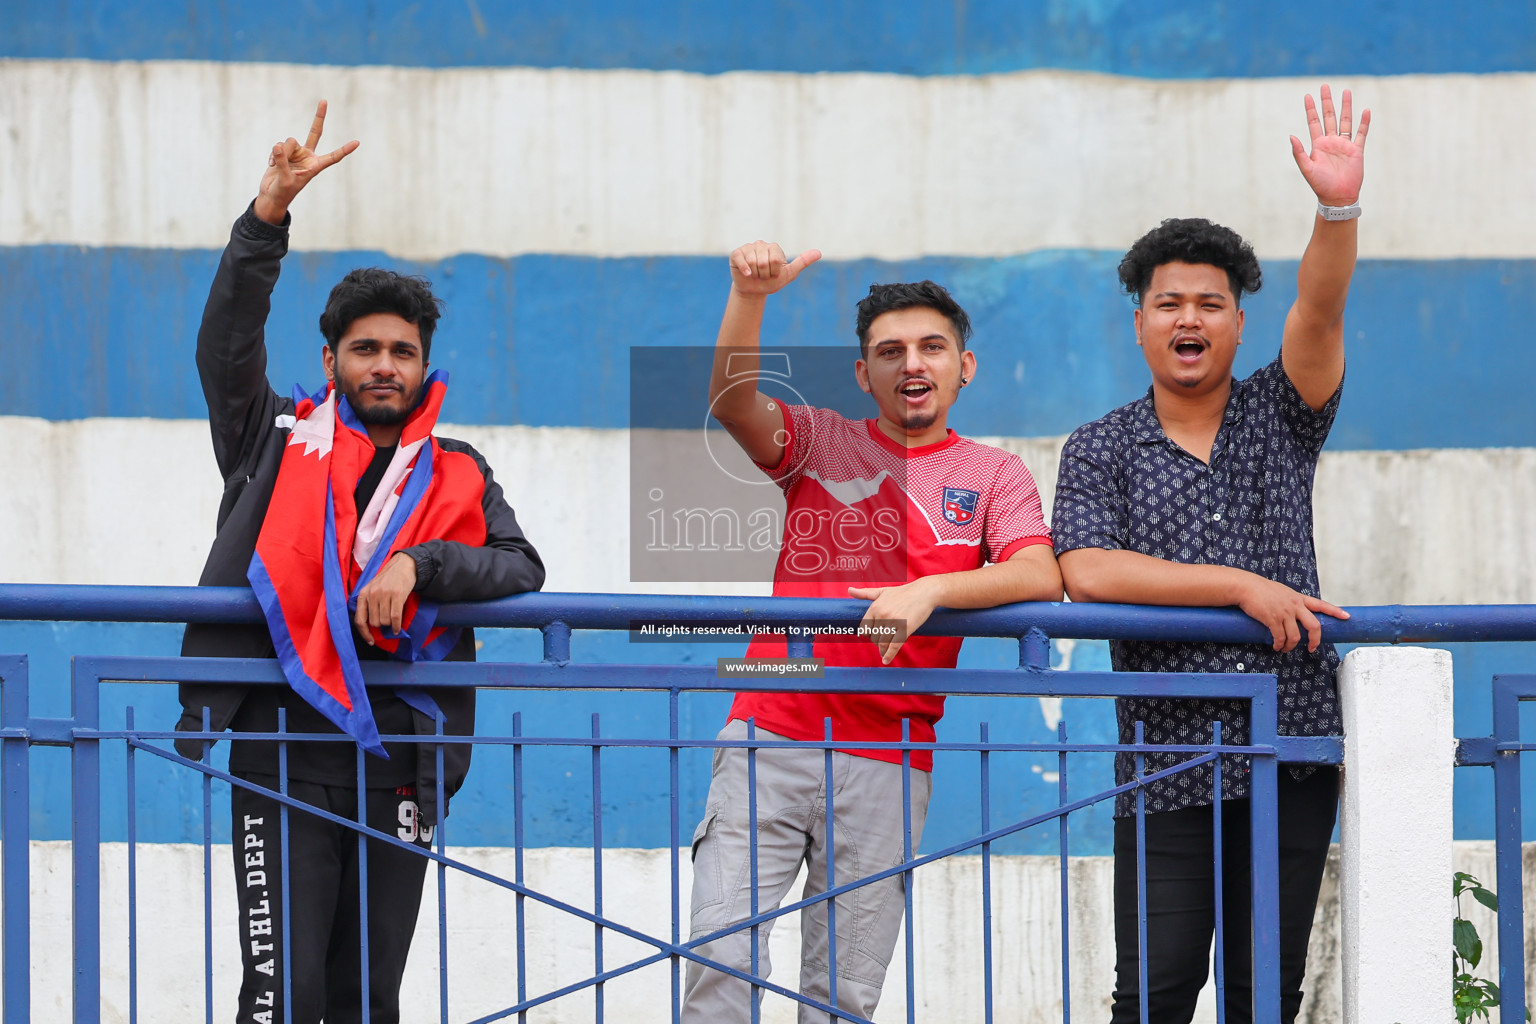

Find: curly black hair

[854,280,972,357]
[1117,218,1262,306]
[319,268,445,360]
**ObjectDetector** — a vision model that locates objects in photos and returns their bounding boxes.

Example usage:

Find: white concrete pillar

[1338,646,1455,1024]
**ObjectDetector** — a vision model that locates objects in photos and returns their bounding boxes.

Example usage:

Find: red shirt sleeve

[982,454,1051,564]
[753,403,838,493]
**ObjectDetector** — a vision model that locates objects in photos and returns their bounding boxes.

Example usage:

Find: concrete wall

[6,62,1536,450]
[6,417,1536,606]
[5,61,1536,263]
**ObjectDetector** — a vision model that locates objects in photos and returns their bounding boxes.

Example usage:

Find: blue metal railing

[4,585,1535,1023]
[7,584,1536,643]
[1454,672,1536,1024]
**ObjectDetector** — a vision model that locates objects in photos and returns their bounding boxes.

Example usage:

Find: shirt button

[1212,512,1222,521]
[1236,662,1246,671]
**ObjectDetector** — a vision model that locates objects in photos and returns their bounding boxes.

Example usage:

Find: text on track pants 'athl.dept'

[232,773,436,1024]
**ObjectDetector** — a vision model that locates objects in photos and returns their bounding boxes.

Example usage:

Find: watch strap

[1317,201,1362,221]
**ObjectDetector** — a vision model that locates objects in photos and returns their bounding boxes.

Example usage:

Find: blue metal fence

[2,586,1533,1023]
[1454,672,1536,1024]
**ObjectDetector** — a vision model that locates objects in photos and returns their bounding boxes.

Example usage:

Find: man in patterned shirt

[681,240,1063,1023]
[1051,86,1368,1023]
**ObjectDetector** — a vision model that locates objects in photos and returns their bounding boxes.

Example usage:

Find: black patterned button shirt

[1052,354,1343,817]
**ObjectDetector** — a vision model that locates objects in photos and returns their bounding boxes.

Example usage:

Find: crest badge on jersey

[942,487,979,525]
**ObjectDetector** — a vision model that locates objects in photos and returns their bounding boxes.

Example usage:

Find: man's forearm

[1294,215,1358,328]
[410,537,545,602]
[923,545,1063,608]
[197,208,286,356]
[195,207,289,479]
[254,192,289,227]
[1059,548,1252,607]
[410,480,546,602]
[708,289,767,419]
[1281,213,1355,408]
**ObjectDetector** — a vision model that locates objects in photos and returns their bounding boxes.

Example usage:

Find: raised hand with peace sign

[253,100,360,226]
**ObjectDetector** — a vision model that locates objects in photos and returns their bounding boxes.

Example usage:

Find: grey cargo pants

[681,720,933,1024]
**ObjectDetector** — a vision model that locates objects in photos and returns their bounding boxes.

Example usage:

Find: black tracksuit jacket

[177,205,545,824]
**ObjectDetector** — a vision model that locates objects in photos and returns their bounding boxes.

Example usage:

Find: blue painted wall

[6,245,1536,450]
[4,0,1534,77]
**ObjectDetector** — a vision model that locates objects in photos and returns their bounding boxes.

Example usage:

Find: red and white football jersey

[731,404,1051,769]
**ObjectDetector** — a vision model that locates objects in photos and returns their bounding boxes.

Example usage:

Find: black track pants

[232,773,435,1024]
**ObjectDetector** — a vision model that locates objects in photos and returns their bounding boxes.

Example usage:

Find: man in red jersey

[680,241,1063,1023]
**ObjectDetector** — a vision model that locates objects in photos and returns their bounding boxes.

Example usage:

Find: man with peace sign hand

[178,102,544,1024]
[1052,86,1369,1022]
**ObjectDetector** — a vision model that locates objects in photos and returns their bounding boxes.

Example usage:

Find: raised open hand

[253,100,360,225]
[1289,84,1369,208]
[728,240,822,298]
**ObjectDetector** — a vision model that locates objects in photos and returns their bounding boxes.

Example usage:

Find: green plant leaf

[1454,918,1483,967]
[1451,872,1508,1018]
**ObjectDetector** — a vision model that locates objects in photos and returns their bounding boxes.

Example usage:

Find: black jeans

[1109,766,1339,1024]
[232,773,434,1024]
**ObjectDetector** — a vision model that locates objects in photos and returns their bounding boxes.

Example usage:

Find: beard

[894,378,957,433]
[343,380,422,427]
[900,407,939,432]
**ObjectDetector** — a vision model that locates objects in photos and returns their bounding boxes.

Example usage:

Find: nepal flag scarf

[248,370,482,755]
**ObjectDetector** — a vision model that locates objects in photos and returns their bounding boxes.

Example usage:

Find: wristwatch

[1317,201,1362,221]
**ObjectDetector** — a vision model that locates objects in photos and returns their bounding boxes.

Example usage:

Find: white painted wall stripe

[4,416,1536,606]
[2,59,1533,262]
